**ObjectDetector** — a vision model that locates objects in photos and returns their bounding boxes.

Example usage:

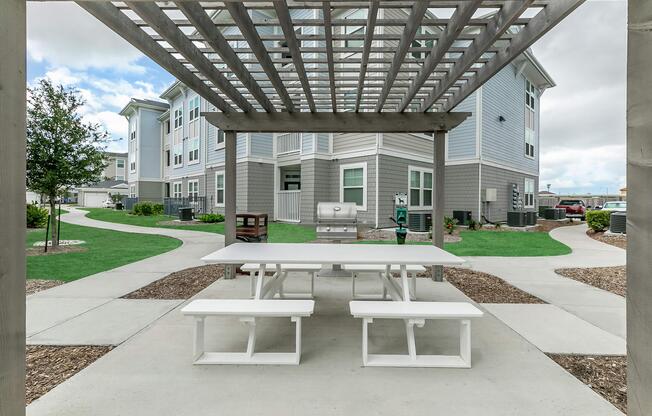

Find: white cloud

[27,2,145,73]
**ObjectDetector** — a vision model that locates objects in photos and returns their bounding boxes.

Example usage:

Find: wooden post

[224,130,237,279]
[432,130,446,281]
[0,0,26,413]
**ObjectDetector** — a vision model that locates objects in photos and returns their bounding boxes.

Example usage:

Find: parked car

[600,201,627,212]
[555,199,586,220]
[102,198,116,209]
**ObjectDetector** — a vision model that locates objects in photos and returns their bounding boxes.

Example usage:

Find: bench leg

[460,319,471,367]
[249,270,256,298]
[310,272,315,298]
[410,273,417,300]
[193,317,205,361]
[406,320,417,361]
[292,316,302,365]
[362,317,372,366]
[243,317,256,358]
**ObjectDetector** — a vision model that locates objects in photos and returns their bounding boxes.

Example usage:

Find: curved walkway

[464,224,626,339]
[27,207,224,345]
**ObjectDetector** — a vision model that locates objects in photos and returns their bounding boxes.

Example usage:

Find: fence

[277,190,301,222]
[163,196,208,217]
[277,133,301,154]
[121,197,139,211]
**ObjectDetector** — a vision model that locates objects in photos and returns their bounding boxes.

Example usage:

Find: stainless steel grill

[316,202,358,240]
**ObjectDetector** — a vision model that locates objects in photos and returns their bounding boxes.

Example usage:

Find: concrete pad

[28,299,182,346]
[29,272,169,299]
[483,304,626,355]
[559,304,626,340]
[27,276,622,416]
[26,297,110,337]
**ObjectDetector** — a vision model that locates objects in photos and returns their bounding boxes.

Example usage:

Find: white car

[601,201,626,212]
[102,198,116,209]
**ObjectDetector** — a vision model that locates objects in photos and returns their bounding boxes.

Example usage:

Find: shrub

[198,213,225,223]
[443,216,458,235]
[467,218,482,231]
[132,202,164,216]
[26,204,48,228]
[586,210,611,232]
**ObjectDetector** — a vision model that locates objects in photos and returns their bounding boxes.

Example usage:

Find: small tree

[26,79,109,246]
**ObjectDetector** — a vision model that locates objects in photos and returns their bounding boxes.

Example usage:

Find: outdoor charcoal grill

[316,202,358,240]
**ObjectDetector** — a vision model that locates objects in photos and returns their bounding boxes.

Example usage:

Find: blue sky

[26,1,627,195]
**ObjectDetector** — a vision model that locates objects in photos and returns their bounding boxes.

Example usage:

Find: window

[116,159,125,169]
[215,171,225,207]
[129,185,136,198]
[173,107,183,129]
[115,175,124,181]
[344,9,366,49]
[173,182,182,198]
[408,167,433,209]
[188,96,200,122]
[217,129,225,146]
[166,120,171,134]
[411,27,434,60]
[129,130,136,172]
[173,106,183,166]
[165,150,170,167]
[525,80,536,158]
[524,178,535,208]
[188,138,200,163]
[340,162,367,210]
[187,180,199,199]
[164,183,170,198]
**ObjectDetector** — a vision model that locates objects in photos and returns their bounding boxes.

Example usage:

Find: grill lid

[317,202,357,223]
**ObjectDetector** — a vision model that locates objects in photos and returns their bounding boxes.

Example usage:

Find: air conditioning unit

[610,212,626,234]
[453,210,472,225]
[507,211,526,227]
[408,213,431,232]
[525,211,537,226]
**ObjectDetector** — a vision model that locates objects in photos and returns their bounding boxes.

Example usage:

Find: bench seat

[182,299,315,365]
[241,263,321,298]
[349,301,483,368]
[343,264,426,300]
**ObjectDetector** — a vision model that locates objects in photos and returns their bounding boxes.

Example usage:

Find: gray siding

[316,133,330,153]
[300,158,333,223]
[447,92,477,160]
[205,164,247,213]
[382,133,432,156]
[250,133,273,158]
[246,162,274,215]
[480,163,538,222]
[445,164,481,221]
[137,180,164,200]
[332,133,376,154]
[302,133,314,153]
[329,156,376,226]
[138,108,164,179]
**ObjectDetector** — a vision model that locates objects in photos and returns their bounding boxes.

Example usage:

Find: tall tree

[26,79,109,246]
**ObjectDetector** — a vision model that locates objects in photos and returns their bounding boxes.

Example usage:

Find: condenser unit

[408,213,431,232]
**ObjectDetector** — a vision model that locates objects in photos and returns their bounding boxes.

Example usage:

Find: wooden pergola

[3,1,651,415]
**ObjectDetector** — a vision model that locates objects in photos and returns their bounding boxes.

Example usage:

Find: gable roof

[119,98,169,117]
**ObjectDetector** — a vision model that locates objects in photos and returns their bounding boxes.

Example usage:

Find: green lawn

[356,230,571,257]
[26,222,181,282]
[81,208,316,243]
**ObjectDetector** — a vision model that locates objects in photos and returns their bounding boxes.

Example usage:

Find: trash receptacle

[395,227,407,244]
[178,207,193,221]
[115,202,123,211]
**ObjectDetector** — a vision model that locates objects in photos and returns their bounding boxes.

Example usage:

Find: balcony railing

[277,190,301,222]
[277,133,301,155]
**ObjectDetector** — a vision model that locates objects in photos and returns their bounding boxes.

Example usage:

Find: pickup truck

[555,199,586,220]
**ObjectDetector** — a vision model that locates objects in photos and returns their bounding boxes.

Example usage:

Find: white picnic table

[201,243,464,301]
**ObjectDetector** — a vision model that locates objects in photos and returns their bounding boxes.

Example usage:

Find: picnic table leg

[193,317,205,361]
[278,264,285,298]
[292,316,302,364]
[406,320,417,361]
[254,264,267,299]
[400,265,411,302]
[249,270,256,298]
[243,317,257,358]
[362,318,372,366]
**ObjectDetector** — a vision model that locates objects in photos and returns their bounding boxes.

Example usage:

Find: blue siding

[447,92,477,160]
[138,108,163,179]
[251,133,273,157]
[302,133,314,153]
[481,65,538,174]
[317,133,329,153]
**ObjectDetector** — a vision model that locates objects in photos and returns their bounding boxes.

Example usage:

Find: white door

[83,192,107,207]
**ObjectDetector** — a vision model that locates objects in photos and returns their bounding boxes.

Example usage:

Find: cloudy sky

[26,0,627,195]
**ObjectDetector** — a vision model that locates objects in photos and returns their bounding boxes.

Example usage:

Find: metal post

[0,0,26,413]
[432,130,446,281]
[224,130,237,279]
[627,2,652,414]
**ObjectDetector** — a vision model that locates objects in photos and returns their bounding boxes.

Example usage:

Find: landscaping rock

[555,266,626,297]
[26,279,65,296]
[587,230,627,250]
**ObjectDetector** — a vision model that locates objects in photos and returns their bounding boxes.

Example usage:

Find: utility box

[408,213,431,232]
[482,188,497,202]
[525,211,537,226]
[453,210,472,225]
[178,207,193,221]
[507,211,526,227]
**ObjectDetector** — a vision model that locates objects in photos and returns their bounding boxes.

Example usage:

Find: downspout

[476,87,483,221]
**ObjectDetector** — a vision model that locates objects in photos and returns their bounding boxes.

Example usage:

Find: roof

[538,191,556,195]
[119,98,169,117]
[104,151,128,159]
[78,1,582,114]
[81,180,129,190]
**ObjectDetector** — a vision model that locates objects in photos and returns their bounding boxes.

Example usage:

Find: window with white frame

[188,96,200,122]
[115,175,125,181]
[172,182,182,198]
[216,129,225,147]
[524,178,535,208]
[173,107,183,166]
[408,167,433,209]
[215,171,225,207]
[340,162,367,210]
[187,179,199,199]
[188,138,200,163]
[129,185,136,198]
[129,130,136,172]
[116,159,125,169]
[525,80,536,158]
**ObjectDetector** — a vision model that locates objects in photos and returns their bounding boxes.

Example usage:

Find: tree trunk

[49,196,58,247]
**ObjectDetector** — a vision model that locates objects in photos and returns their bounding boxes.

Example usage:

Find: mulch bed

[587,230,627,250]
[536,219,580,232]
[26,345,112,405]
[418,266,546,304]
[555,266,626,297]
[26,246,87,257]
[122,264,224,300]
[156,219,205,226]
[547,354,627,414]
[26,279,65,296]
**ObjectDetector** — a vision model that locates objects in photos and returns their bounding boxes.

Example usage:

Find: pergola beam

[273,0,316,112]
[419,0,534,112]
[374,1,429,112]
[322,1,337,111]
[355,0,379,112]
[397,0,482,112]
[176,1,276,113]
[126,1,251,113]
[442,0,586,112]
[203,112,470,133]
[76,1,233,113]
[225,1,296,112]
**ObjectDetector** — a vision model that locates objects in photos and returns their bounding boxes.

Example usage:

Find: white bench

[181,299,314,365]
[349,301,483,368]
[343,264,426,300]
[241,263,322,299]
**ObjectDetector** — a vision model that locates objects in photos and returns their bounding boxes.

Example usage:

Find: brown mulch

[555,266,626,297]
[417,266,546,304]
[122,264,224,300]
[548,354,627,414]
[26,246,87,257]
[536,219,579,232]
[588,230,627,250]
[156,219,204,226]
[26,345,112,405]
[26,279,65,296]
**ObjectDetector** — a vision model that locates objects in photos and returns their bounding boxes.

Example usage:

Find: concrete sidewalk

[27,207,224,345]
[465,224,626,340]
